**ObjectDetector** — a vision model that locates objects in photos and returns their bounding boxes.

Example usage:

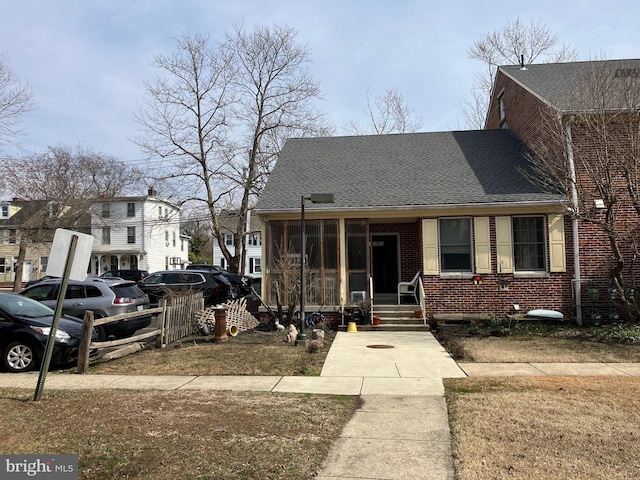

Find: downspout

[565,115,582,325]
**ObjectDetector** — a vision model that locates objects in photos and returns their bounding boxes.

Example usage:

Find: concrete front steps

[339,304,430,332]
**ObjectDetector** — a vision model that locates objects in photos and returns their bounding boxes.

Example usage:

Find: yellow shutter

[422,219,439,275]
[474,217,491,274]
[495,216,513,273]
[548,214,566,272]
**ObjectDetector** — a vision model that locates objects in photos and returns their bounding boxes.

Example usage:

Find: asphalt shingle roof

[256,130,564,213]
[500,58,640,112]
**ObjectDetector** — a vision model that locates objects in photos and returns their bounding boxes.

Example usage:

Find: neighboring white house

[90,189,188,275]
[213,209,262,278]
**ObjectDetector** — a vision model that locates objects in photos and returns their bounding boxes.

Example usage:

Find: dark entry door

[371,234,398,294]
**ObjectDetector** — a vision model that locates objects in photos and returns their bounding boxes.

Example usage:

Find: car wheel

[94,326,108,342]
[230,285,240,299]
[3,340,39,373]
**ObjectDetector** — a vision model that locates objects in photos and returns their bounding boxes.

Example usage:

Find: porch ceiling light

[298,193,334,343]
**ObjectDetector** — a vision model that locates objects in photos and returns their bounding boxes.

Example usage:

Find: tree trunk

[12,238,27,292]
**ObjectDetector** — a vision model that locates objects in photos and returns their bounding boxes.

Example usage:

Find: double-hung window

[513,216,545,271]
[102,227,111,245]
[127,202,136,217]
[127,227,136,244]
[439,218,472,272]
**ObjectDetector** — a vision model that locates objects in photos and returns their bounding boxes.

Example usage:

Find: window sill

[514,271,548,279]
[439,272,474,279]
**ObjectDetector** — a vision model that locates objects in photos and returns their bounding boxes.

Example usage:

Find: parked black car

[138,270,232,307]
[100,269,150,282]
[0,292,96,373]
[19,278,152,341]
[186,264,253,298]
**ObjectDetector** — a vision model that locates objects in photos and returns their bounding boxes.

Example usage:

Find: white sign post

[34,229,94,401]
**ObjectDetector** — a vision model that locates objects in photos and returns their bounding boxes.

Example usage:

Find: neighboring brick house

[255,130,568,321]
[486,58,640,323]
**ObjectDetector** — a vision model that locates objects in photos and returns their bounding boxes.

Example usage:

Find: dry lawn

[89,329,332,376]
[0,388,360,480]
[446,376,640,480]
[449,335,640,362]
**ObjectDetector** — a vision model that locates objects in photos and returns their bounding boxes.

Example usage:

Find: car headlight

[30,326,73,343]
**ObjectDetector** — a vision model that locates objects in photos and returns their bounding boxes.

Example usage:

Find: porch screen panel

[266,219,338,306]
[346,219,369,299]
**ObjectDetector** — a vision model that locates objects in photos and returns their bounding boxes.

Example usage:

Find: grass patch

[0,388,359,480]
[433,322,640,363]
[88,330,334,376]
[445,376,640,480]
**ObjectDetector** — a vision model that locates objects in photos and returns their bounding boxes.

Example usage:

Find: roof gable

[256,130,563,213]
[499,58,640,113]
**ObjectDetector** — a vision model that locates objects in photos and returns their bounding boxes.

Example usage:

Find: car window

[21,284,56,301]
[66,285,85,299]
[164,273,184,284]
[0,295,55,318]
[111,284,145,299]
[184,273,204,284]
[143,274,164,284]
[86,286,103,298]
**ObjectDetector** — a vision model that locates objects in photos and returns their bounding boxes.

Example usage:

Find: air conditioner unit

[350,291,366,304]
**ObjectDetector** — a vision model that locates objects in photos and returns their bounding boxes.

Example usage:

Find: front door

[371,234,399,295]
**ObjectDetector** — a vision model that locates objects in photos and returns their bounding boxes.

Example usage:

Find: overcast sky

[2,0,640,166]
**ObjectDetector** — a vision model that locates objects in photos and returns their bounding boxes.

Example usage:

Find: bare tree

[524,61,640,320]
[463,18,577,129]
[344,88,422,135]
[4,144,145,201]
[3,144,145,291]
[0,54,35,145]
[134,25,332,274]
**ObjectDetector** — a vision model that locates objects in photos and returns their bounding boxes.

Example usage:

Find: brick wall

[420,215,573,319]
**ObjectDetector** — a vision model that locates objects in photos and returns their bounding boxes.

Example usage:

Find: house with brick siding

[254,58,640,326]
[254,131,568,324]
[486,58,640,324]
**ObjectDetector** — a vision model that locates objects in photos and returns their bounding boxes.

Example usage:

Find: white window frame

[127,226,136,244]
[438,217,473,274]
[225,233,234,246]
[250,257,261,274]
[102,227,111,245]
[127,202,136,217]
[512,215,547,273]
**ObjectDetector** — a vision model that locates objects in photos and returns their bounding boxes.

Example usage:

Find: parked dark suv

[186,264,253,298]
[138,270,232,307]
[19,278,152,341]
[100,269,150,282]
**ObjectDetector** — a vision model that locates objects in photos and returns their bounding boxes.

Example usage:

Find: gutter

[255,199,567,216]
[565,115,583,325]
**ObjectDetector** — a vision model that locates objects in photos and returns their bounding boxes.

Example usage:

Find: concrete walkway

[2,331,639,479]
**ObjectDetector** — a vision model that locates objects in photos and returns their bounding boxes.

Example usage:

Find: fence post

[76,310,95,374]
[156,298,167,349]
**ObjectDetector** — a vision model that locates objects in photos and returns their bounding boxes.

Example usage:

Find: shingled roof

[499,58,640,112]
[255,129,564,214]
